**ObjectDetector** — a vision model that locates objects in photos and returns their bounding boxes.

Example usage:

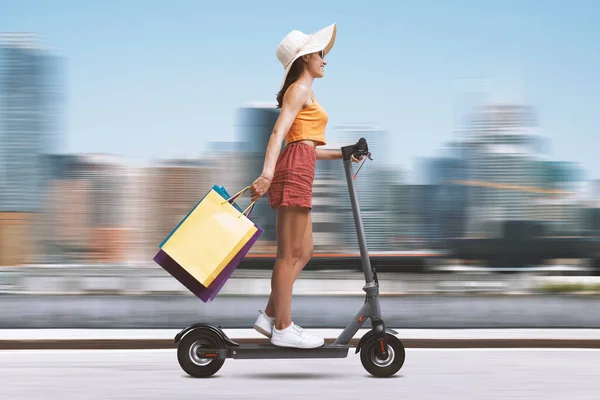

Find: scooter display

[174,138,406,378]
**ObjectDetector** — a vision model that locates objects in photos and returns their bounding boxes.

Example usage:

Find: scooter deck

[229,343,350,359]
[195,343,351,360]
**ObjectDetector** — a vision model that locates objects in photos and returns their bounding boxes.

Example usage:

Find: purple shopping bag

[153,224,263,303]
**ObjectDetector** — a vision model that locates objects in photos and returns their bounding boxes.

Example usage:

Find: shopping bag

[199,222,263,302]
[154,185,262,301]
[197,187,259,285]
[159,185,244,248]
[159,186,259,287]
[161,187,256,287]
[154,222,263,302]
[201,187,258,284]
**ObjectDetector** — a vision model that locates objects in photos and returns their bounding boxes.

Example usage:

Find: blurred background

[0,0,599,326]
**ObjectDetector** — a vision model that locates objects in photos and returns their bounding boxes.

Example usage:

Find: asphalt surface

[1,349,599,399]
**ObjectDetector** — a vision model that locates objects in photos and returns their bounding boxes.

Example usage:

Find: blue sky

[2,0,599,179]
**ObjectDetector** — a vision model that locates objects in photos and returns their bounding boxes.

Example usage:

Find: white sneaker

[270,322,325,349]
[253,310,275,338]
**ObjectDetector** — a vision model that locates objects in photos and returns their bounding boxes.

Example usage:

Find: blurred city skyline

[1,0,599,179]
[1,29,599,268]
[2,3,600,268]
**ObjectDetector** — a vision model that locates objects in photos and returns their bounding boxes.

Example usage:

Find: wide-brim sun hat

[276,23,337,89]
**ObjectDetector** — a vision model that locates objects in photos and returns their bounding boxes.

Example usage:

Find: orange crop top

[284,84,328,147]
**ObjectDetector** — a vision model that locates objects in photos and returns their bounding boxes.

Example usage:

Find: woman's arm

[260,85,309,180]
[316,148,342,160]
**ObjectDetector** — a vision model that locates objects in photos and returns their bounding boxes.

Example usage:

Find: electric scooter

[174,138,406,378]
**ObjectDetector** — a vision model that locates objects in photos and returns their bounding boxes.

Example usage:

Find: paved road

[1,349,598,399]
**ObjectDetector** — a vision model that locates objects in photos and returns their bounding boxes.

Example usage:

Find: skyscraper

[449,104,588,237]
[456,105,550,236]
[419,147,469,241]
[0,33,64,212]
[0,33,64,265]
[331,125,397,252]
[235,103,280,245]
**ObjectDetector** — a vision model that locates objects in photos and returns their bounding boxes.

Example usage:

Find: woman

[248,23,362,349]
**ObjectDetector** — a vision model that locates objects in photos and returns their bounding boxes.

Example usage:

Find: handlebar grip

[341,137,371,161]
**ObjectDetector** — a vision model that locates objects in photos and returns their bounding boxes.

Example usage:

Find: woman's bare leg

[268,206,310,330]
[264,212,313,319]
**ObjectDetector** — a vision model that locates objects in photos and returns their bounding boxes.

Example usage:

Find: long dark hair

[276,57,305,108]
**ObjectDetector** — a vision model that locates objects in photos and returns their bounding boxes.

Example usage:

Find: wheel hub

[371,345,395,368]
[189,340,213,366]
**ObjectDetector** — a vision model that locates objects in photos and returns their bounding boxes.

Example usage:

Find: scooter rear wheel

[177,329,225,378]
[360,333,405,377]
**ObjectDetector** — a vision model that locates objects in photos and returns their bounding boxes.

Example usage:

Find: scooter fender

[354,328,399,354]
[174,323,240,347]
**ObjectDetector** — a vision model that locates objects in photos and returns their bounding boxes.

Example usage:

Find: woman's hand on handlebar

[351,154,363,163]
[249,175,272,202]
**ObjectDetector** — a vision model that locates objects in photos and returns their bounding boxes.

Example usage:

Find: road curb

[2,338,600,350]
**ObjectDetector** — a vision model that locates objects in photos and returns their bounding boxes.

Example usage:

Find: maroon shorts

[268,141,316,210]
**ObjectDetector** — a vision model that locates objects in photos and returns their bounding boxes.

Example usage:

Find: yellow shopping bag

[161,187,258,287]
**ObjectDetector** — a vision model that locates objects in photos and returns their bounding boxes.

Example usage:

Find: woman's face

[305,50,326,79]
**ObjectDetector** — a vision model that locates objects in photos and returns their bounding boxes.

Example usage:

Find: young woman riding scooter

[248,23,363,349]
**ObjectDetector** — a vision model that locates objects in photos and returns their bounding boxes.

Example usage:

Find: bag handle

[224,186,250,203]
[222,186,256,219]
[240,201,256,218]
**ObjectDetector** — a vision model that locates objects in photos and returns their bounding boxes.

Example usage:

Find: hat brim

[279,23,337,90]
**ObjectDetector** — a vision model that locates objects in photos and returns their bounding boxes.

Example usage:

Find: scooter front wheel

[360,333,405,377]
[177,329,225,378]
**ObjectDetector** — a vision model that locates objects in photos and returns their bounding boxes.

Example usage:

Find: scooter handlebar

[341,137,371,161]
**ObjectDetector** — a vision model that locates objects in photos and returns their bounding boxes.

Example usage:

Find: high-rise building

[331,125,398,252]
[235,103,280,245]
[448,104,589,237]
[0,33,64,212]
[419,149,469,241]
[311,158,346,252]
[455,105,549,236]
[0,33,64,265]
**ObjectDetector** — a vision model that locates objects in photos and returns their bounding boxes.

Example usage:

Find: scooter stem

[343,157,375,287]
